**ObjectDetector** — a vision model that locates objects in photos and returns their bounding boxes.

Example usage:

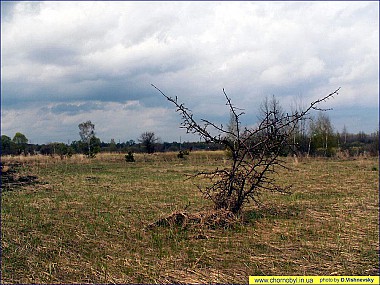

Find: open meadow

[1,151,379,283]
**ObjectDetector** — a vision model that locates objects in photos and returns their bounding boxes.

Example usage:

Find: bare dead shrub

[153,85,339,214]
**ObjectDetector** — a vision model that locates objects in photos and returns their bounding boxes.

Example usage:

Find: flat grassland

[1,152,379,283]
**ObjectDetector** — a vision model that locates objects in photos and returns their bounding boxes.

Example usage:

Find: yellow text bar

[249,276,379,285]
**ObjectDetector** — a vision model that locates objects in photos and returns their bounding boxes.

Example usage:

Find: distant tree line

[288,112,379,157]
[0,131,224,157]
[0,134,226,157]
[1,118,378,158]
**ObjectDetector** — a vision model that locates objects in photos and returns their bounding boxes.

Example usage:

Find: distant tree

[1,135,17,155]
[70,141,81,154]
[227,110,239,142]
[357,131,369,143]
[1,135,11,147]
[86,137,101,157]
[341,125,348,145]
[12,132,28,145]
[109,139,117,152]
[39,143,73,158]
[78,121,100,158]
[39,144,54,156]
[290,96,309,155]
[12,132,28,155]
[138,131,158,154]
[55,143,73,159]
[257,95,291,156]
[367,131,379,156]
[309,113,337,156]
[1,135,12,154]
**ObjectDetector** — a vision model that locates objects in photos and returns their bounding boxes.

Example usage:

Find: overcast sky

[1,1,378,144]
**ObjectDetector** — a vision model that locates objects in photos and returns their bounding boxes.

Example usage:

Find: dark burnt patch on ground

[1,162,40,192]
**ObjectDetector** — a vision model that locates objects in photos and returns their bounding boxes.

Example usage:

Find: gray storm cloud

[1,1,378,143]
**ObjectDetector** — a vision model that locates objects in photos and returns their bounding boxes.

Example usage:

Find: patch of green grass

[1,153,379,283]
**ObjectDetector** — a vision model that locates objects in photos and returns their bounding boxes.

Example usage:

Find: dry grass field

[1,151,379,283]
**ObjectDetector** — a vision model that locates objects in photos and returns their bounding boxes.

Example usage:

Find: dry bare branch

[153,84,339,213]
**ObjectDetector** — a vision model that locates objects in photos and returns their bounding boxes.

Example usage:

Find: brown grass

[1,152,378,283]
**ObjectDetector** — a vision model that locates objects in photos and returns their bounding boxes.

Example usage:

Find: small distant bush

[177,150,190,159]
[125,151,135,162]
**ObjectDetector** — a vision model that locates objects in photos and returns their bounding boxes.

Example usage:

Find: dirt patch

[1,162,40,192]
